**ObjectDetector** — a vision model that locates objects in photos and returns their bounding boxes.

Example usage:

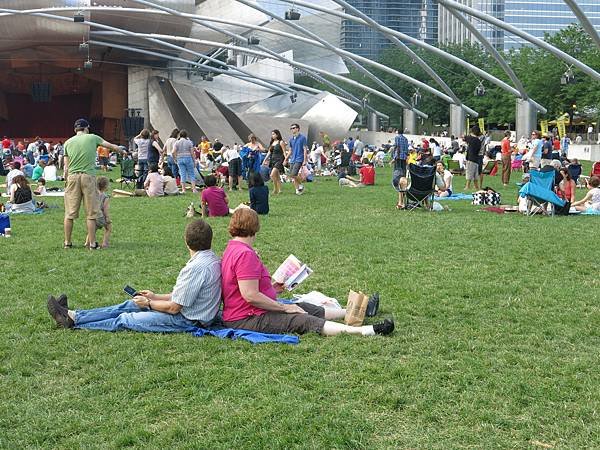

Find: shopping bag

[344,290,369,326]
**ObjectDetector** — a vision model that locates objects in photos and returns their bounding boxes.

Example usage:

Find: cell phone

[123,285,138,297]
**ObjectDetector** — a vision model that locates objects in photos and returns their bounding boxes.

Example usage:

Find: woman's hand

[138,290,156,300]
[272,282,285,294]
[283,304,307,314]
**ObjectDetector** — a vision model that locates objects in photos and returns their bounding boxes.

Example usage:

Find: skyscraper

[341,0,439,60]
[439,0,600,50]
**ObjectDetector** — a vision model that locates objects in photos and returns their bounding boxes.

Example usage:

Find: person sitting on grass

[33,177,47,195]
[7,175,35,213]
[557,167,576,203]
[358,158,375,185]
[46,219,222,331]
[85,176,112,249]
[144,163,164,197]
[435,162,453,197]
[572,176,600,212]
[32,159,45,181]
[220,208,394,336]
[248,171,269,215]
[338,171,361,188]
[201,174,229,217]
[162,166,180,196]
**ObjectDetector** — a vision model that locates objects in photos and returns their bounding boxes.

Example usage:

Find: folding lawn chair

[447,159,464,175]
[518,169,565,217]
[119,158,136,190]
[481,159,497,175]
[404,163,436,211]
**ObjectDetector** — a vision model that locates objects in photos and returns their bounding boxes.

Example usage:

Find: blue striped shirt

[394,134,409,160]
[171,250,222,322]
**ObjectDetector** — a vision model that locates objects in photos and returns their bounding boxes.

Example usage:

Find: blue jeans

[137,159,149,184]
[74,300,197,333]
[167,155,179,179]
[177,156,195,184]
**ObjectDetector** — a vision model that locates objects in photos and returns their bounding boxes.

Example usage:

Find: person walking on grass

[47,219,221,332]
[500,131,512,186]
[263,129,287,195]
[286,123,308,195]
[464,126,482,191]
[63,118,122,250]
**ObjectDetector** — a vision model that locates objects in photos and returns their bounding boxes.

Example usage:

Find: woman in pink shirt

[201,175,229,217]
[220,209,394,336]
[144,164,164,197]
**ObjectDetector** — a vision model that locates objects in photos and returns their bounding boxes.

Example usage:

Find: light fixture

[205,73,214,82]
[475,81,485,97]
[290,92,297,103]
[247,37,260,45]
[561,67,575,85]
[285,8,301,20]
[226,58,236,66]
[83,59,93,70]
[74,11,85,22]
[79,42,89,52]
[411,89,421,106]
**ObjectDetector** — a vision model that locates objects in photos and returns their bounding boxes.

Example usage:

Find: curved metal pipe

[276,0,547,112]
[563,0,600,50]
[438,1,529,101]
[442,0,600,82]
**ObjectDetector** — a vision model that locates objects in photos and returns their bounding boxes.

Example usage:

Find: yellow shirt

[199,141,211,154]
[407,152,418,165]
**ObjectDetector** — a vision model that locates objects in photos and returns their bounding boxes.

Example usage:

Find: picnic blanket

[434,193,473,201]
[190,327,299,345]
[582,208,600,215]
[37,191,65,197]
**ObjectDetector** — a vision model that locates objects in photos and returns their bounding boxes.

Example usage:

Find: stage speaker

[32,82,52,102]
[121,116,144,138]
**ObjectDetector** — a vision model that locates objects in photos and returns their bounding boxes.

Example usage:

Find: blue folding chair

[519,169,565,216]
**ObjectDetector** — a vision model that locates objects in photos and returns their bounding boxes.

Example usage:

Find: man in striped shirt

[46,220,222,332]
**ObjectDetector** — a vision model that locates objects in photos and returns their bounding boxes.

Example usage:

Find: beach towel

[434,193,473,201]
[190,327,299,345]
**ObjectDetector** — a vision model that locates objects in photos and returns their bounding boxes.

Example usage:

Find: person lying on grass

[220,208,393,336]
[47,219,222,332]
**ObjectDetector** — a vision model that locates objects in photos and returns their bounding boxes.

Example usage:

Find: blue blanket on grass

[582,208,600,215]
[434,193,473,201]
[190,327,299,345]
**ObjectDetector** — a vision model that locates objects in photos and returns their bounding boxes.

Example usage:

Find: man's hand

[133,295,150,309]
[283,304,307,314]
[138,290,156,300]
[272,282,285,294]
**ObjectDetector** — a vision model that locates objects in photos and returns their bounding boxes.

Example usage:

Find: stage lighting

[474,81,485,97]
[83,59,93,70]
[290,92,297,103]
[79,42,89,52]
[247,37,260,45]
[285,9,301,20]
[74,11,85,22]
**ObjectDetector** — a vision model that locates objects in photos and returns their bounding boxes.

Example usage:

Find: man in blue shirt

[393,129,409,176]
[287,123,308,195]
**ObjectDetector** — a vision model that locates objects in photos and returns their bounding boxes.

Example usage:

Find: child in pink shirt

[201,174,229,217]
[144,164,164,197]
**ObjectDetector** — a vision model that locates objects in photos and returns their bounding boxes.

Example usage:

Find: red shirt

[2,138,10,149]
[221,240,277,322]
[553,139,561,150]
[501,137,511,156]
[359,166,375,185]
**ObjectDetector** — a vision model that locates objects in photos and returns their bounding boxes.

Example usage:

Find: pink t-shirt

[221,240,277,322]
[201,186,229,217]
[145,172,164,197]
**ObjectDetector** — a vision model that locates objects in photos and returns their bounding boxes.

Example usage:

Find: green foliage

[1,164,600,448]
[297,24,600,127]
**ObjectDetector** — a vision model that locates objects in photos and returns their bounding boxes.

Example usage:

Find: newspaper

[272,254,313,291]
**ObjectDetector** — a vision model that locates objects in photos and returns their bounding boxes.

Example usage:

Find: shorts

[96,215,107,230]
[465,160,479,181]
[64,173,99,220]
[290,162,303,177]
[228,158,241,178]
[99,156,109,166]
[224,302,326,335]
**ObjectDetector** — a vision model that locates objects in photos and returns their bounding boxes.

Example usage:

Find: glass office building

[341,0,439,60]
[439,0,600,50]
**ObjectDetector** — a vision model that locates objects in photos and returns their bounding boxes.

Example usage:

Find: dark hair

[362,158,370,165]
[291,123,300,130]
[269,129,282,147]
[470,125,481,136]
[148,163,159,173]
[170,128,179,139]
[12,175,28,188]
[228,208,260,237]
[559,168,571,181]
[185,219,213,251]
[249,171,264,187]
[204,174,217,187]
[38,177,46,185]
[97,176,109,191]
[589,176,600,188]
[179,130,188,139]
[12,161,21,170]
[163,166,173,177]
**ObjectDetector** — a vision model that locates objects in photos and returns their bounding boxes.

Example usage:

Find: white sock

[68,310,75,320]
[361,325,375,336]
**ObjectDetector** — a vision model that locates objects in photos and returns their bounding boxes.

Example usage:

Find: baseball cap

[74,118,90,129]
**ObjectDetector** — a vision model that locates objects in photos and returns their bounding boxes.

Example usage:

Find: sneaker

[373,318,394,335]
[57,293,69,309]
[295,189,302,195]
[365,292,380,317]
[298,184,304,192]
[47,296,74,328]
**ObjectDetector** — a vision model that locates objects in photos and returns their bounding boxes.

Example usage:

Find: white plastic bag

[292,291,342,309]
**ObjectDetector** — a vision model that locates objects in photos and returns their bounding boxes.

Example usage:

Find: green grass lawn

[1,164,599,449]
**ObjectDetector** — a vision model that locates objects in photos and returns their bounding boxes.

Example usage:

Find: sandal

[88,242,100,250]
[63,242,73,249]
[395,204,405,210]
